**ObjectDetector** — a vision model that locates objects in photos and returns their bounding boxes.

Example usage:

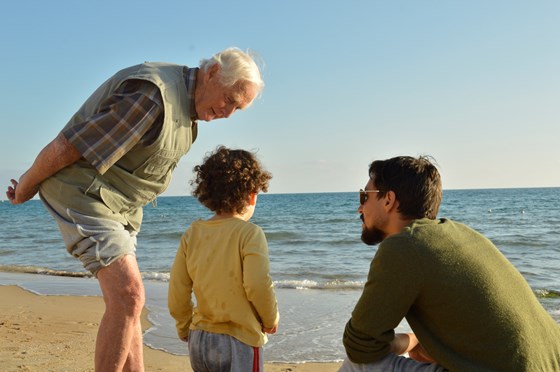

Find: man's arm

[6,133,81,204]
[7,80,164,205]
[343,237,423,363]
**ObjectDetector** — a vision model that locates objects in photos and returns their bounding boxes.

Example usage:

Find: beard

[360,215,385,245]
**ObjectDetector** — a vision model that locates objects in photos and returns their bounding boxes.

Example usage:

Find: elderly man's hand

[6,178,39,205]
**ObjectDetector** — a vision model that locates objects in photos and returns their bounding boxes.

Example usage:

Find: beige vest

[40,63,195,231]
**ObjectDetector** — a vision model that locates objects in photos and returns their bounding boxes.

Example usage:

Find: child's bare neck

[209,212,244,221]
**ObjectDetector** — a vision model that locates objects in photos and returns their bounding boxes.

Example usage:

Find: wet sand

[0,285,341,371]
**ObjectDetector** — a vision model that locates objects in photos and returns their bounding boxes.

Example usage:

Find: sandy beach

[0,285,341,372]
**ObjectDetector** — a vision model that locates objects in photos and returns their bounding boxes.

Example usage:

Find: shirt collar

[185,67,199,121]
[185,67,199,142]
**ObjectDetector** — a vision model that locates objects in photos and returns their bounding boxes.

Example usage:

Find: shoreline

[0,285,342,371]
[0,270,362,364]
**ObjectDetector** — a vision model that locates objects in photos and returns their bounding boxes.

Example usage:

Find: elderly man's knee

[105,281,145,317]
[122,281,145,310]
[98,257,146,317]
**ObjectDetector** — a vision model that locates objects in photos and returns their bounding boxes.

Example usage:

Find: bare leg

[123,320,144,372]
[95,255,145,372]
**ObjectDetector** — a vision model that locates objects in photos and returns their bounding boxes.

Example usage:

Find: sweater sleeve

[343,235,424,363]
[242,227,279,329]
[168,232,194,340]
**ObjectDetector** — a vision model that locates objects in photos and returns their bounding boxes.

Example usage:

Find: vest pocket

[133,152,179,181]
[99,186,132,214]
[84,175,133,214]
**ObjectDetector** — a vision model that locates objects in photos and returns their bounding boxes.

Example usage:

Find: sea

[1,188,560,363]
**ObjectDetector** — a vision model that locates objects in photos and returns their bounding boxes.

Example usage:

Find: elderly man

[6,47,263,371]
[341,156,560,371]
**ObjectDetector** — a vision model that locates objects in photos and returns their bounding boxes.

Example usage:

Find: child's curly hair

[190,146,272,214]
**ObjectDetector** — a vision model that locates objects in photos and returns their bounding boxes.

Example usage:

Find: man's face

[359,179,388,246]
[195,67,258,122]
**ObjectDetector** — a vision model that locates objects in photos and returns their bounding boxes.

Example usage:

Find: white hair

[199,47,264,93]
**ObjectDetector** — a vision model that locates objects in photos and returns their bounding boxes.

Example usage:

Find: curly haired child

[168,145,279,372]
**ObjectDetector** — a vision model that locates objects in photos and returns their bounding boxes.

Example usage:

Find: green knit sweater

[343,218,560,371]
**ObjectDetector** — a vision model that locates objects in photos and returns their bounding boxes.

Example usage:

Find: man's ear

[384,190,398,212]
[208,63,221,80]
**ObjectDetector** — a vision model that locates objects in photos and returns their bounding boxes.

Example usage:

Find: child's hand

[262,325,278,334]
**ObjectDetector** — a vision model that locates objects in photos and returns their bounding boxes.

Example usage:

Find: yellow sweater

[168,218,279,347]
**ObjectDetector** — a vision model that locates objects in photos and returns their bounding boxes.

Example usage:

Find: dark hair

[191,146,272,214]
[369,156,442,219]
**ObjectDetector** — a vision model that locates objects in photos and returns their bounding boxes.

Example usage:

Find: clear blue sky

[1,1,559,196]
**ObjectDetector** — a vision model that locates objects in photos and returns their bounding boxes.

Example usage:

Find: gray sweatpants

[188,330,264,372]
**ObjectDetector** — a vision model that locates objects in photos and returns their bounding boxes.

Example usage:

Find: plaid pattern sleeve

[62,79,163,175]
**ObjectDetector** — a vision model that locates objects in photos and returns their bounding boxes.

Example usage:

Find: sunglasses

[359,189,382,205]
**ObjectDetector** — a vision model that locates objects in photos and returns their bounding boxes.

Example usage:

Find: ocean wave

[139,273,365,290]
[142,271,171,281]
[0,265,365,290]
[535,289,560,298]
[265,231,303,240]
[140,231,184,241]
[1,264,558,299]
[273,279,364,290]
[0,265,92,278]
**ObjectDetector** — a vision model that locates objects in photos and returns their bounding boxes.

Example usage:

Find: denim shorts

[188,330,264,372]
[40,192,137,276]
[340,354,448,372]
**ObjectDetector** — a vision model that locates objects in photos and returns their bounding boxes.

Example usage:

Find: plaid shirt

[63,67,198,174]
